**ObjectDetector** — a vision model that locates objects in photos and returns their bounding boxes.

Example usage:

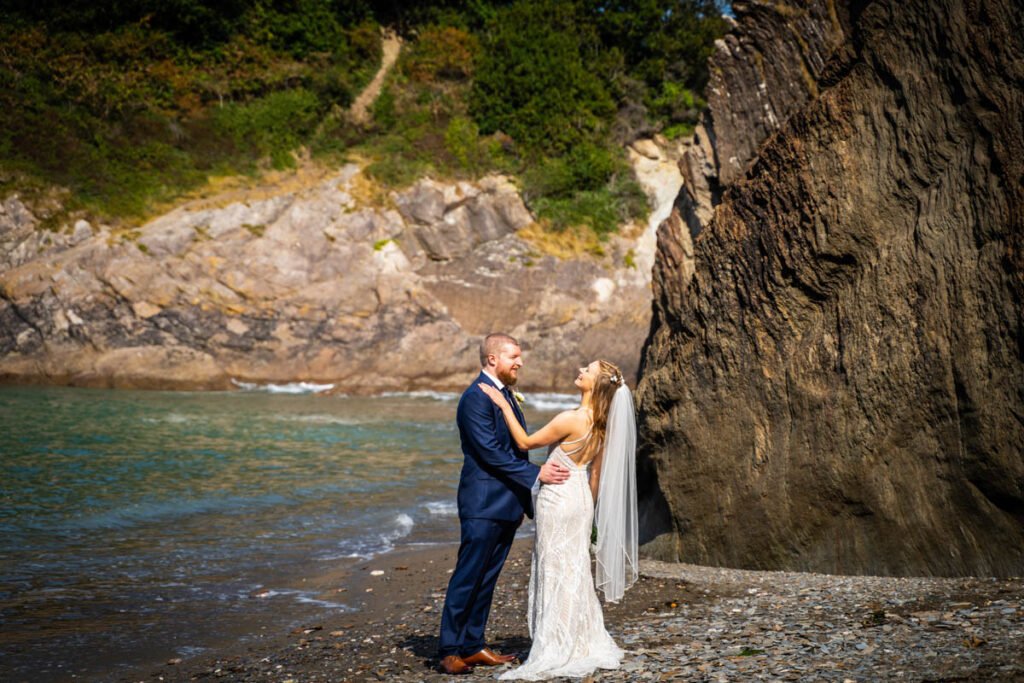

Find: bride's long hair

[576,360,625,467]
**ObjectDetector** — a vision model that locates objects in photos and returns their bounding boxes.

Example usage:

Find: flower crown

[609,373,622,385]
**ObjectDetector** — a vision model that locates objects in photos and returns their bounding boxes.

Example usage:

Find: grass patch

[517,222,607,260]
[344,166,390,207]
[624,248,637,269]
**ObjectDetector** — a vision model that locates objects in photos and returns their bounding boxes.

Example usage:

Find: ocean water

[0,385,573,681]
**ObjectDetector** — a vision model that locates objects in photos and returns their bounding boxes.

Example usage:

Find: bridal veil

[594,384,638,603]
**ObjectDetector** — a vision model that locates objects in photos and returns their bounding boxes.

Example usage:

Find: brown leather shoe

[439,655,474,674]
[462,647,517,666]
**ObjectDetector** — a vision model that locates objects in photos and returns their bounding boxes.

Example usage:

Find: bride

[478,359,638,681]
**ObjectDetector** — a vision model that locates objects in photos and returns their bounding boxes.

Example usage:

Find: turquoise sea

[0,385,572,681]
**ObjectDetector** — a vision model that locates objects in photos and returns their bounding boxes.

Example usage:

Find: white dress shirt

[481,369,541,489]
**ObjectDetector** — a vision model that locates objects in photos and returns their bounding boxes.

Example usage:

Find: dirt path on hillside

[349,29,402,126]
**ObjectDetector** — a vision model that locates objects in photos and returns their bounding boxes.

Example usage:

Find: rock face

[637,0,1024,577]
[0,149,672,392]
[677,0,846,242]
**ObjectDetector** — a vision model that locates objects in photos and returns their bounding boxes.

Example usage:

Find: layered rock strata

[677,0,847,243]
[637,0,1024,576]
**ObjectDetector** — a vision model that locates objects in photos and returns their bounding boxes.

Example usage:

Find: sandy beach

[114,538,1024,683]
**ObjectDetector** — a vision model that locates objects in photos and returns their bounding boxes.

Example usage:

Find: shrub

[530,161,648,236]
[470,0,615,157]
[402,25,479,82]
[371,85,399,129]
[0,4,382,221]
[444,116,484,173]
[522,157,577,201]
[565,143,618,192]
[533,191,621,236]
[212,89,323,169]
[587,0,728,94]
[0,0,726,234]
[522,143,618,202]
[647,80,705,138]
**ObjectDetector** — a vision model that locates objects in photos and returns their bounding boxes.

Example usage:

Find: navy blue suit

[438,372,539,658]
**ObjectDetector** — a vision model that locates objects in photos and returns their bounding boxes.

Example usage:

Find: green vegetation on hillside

[0,0,380,220]
[0,0,728,236]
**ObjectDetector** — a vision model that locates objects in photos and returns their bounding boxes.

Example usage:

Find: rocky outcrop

[637,0,1024,577]
[676,0,846,243]
[0,146,673,392]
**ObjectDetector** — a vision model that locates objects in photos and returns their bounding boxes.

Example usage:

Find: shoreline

[0,374,477,396]
[0,386,578,683]
[115,540,1024,683]
[0,380,582,405]
[118,537,702,682]
[119,540,534,682]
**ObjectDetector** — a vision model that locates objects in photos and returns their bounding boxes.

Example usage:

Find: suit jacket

[456,372,539,521]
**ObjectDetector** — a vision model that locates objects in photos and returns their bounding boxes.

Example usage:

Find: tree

[470,0,615,156]
[586,0,728,91]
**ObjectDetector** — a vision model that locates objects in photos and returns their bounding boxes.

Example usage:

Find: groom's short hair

[480,333,519,366]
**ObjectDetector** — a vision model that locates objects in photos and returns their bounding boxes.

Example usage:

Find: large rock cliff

[676,0,846,242]
[0,139,685,393]
[637,0,1024,576]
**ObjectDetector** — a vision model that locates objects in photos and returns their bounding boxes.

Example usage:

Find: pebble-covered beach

[132,540,1023,683]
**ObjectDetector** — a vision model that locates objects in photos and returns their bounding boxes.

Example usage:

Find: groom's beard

[497,369,518,387]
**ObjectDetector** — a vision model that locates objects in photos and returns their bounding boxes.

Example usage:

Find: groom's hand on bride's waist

[539,461,570,485]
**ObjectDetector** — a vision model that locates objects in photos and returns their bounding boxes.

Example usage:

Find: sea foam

[382,390,460,402]
[424,500,458,516]
[318,512,416,562]
[522,392,578,411]
[230,380,335,394]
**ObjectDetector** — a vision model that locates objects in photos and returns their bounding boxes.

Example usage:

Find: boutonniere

[513,390,525,407]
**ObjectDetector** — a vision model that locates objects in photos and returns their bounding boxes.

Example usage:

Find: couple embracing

[438,333,638,679]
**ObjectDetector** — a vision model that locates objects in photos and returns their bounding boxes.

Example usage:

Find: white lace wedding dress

[498,438,623,680]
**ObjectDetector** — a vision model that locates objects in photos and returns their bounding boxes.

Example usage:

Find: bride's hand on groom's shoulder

[478,383,508,408]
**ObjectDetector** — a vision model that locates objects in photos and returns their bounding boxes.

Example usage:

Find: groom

[438,333,570,675]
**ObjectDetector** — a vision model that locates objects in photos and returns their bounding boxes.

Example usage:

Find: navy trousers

[438,517,519,657]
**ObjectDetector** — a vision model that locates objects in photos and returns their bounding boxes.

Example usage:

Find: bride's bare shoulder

[554,408,589,429]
